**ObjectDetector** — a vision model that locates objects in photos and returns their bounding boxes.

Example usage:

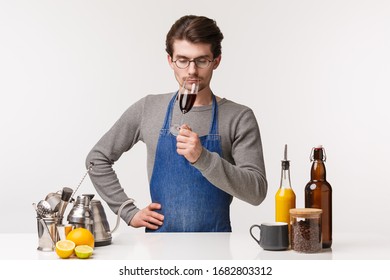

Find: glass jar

[289,208,322,253]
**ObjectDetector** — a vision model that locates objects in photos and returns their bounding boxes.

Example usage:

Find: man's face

[168,40,221,94]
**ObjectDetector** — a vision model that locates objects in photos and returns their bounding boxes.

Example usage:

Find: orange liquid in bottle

[275,188,296,223]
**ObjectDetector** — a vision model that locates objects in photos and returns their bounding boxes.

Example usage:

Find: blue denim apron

[147,93,232,232]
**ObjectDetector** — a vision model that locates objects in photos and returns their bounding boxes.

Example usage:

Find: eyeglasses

[172,57,214,69]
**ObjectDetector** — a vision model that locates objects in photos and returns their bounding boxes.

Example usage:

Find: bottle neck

[310,160,327,181]
[280,167,292,189]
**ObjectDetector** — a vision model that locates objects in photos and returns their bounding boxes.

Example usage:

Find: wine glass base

[169,125,180,136]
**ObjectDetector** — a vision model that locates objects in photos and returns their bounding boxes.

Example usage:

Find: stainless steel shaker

[67,194,94,234]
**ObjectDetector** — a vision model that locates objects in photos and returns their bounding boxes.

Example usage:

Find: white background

[1,0,389,238]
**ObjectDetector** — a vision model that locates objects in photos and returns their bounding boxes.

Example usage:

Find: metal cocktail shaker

[67,194,94,234]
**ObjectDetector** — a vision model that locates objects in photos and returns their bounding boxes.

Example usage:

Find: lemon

[66,228,95,248]
[55,240,75,259]
[74,245,93,259]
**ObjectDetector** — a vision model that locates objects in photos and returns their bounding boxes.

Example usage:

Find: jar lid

[289,208,322,217]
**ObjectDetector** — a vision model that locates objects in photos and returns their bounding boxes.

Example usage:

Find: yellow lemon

[55,240,75,259]
[75,245,93,259]
[66,228,95,248]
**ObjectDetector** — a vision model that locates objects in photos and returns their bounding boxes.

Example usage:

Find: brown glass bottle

[304,146,332,248]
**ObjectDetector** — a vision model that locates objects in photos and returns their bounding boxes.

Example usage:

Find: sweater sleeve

[192,108,267,206]
[85,98,146,224]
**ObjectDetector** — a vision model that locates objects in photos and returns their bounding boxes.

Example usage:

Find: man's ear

[213,55,222,69]
[167,54,174,70]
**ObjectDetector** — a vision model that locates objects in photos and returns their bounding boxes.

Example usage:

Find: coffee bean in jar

[289,208,322,253]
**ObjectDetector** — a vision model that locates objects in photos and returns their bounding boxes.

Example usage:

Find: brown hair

[166,15,224,59]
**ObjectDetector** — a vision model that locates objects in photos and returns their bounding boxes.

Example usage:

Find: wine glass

[170,78,199,135]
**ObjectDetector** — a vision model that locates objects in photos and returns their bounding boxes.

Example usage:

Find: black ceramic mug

[249,222,289,251]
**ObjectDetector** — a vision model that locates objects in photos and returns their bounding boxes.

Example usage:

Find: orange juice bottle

[275,144,296,223]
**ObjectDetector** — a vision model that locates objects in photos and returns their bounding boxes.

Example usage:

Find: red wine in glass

[179,93,197,114]
[170,78,199,135]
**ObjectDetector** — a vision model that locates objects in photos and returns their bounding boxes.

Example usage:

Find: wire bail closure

[310,146,326,162]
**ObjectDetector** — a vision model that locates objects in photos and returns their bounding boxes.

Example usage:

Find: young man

[86,15,267,232]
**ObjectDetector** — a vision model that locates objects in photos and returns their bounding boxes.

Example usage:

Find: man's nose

[187,61,198,75]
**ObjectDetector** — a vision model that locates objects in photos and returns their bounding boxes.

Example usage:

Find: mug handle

[249,224,261,244]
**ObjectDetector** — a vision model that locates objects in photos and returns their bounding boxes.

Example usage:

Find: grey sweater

[86,93,267,225]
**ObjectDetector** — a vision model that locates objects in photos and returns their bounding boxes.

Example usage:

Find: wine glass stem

[179,112,185,128]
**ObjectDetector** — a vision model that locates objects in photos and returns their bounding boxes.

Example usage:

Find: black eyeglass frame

[172,57,215,69]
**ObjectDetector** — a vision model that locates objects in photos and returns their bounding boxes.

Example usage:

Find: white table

[0,231,388,260]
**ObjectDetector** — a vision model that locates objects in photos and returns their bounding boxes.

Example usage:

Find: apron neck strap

[208,94,218,135]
